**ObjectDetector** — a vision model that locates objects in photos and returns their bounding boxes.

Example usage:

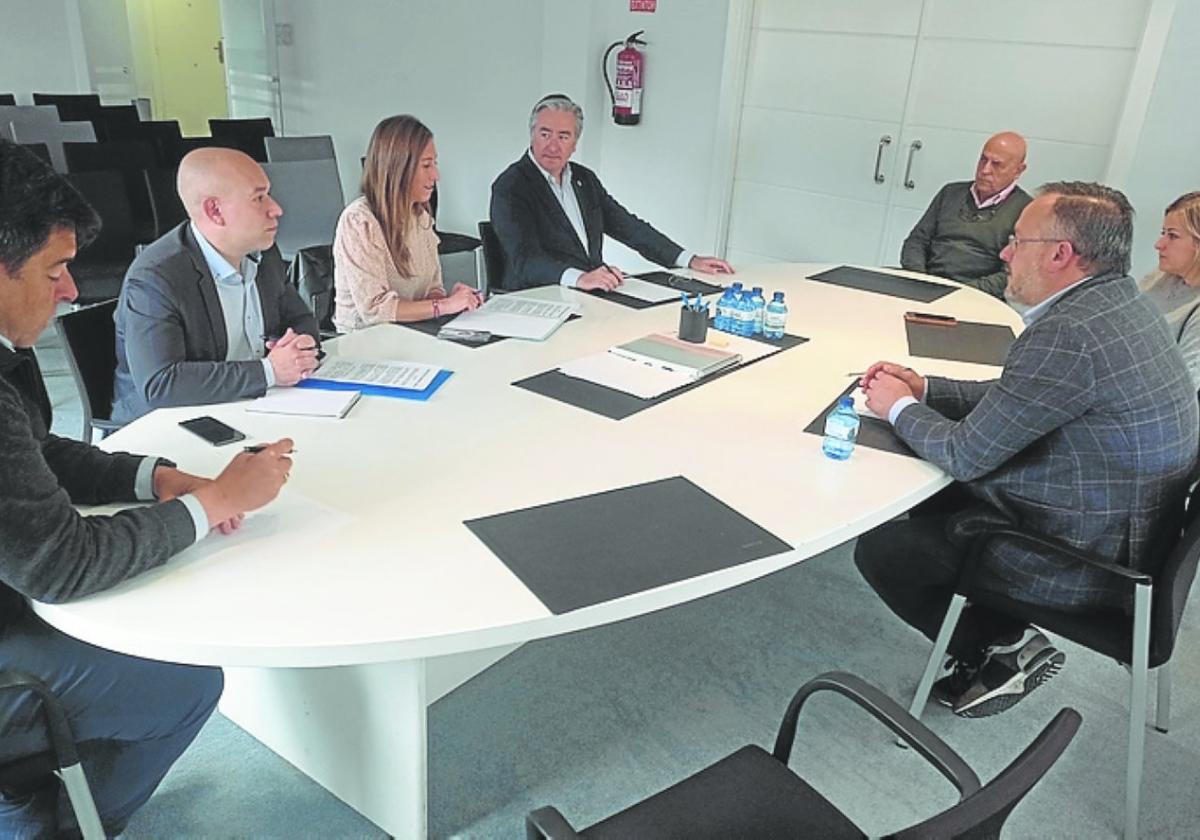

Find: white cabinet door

[725,0,922,266]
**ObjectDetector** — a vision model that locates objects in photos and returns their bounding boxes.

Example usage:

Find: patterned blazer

[895,272,1199,609]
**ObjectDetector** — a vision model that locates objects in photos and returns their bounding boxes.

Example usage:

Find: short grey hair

[529,94,584,139]
[1038,181,1134,275]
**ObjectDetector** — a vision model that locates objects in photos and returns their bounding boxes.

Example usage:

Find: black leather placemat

[906,319,1015,366]
[465,476,792,615]
[808,266,955,303]
[395,313,580,347]
[803,382,915,458]
[586,271,725,310]
[514,329,809,420]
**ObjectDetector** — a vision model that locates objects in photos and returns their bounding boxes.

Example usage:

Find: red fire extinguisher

[604,31,647,126]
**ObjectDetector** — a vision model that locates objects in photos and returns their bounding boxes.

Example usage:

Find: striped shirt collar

[971,181,1019,209]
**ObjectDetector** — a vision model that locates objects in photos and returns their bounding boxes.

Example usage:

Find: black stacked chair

[526,672,1081,840]
[0,670,105,839]
[478,220,504,294]
[64,171,139,304]
[103,118,183,168]
[208,117,274,162]
[54,300,121,441]
[143,168,187,238]
[906,483,1200,838]
[0,94,16,105]
[63,140,159,242]
[88,104,140,142]
[19,143,52,166]
[32,92,102,123]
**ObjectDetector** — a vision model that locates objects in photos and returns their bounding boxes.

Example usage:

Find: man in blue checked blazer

[856,182,1199,719]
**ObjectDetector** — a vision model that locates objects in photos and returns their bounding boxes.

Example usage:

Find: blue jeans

[0,606,222,838]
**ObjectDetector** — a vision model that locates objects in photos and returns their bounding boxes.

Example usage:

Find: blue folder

[295,369,453,402]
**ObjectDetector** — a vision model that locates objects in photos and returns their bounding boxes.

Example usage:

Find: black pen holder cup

[678,307,708,343]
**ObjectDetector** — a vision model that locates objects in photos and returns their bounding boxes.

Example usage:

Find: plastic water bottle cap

[839,396,854,409]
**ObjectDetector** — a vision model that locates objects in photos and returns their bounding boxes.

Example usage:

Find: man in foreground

[858,182,1198,717]
[900,132,1032,298]
[113,147,319,424]
[0,139,293,836]
[489,93,732,291]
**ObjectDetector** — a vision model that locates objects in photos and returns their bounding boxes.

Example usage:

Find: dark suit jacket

[894,272,1199,610]
[112,222,319,424]
[489,153,684,291]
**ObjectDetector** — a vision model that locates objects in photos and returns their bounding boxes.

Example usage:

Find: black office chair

[103,119,183,168]
[63,140,159,242]
[526,672,1080,840]
[64,171,139,304]
[142,167,187,238]
[0,94,16,106]
[208,117,275,162]
[430,185,481,256]
[0,670,105,839]
[54,299,121,441]
[477,220,504,294]
[907,484,1200,839]
[288,244,337,338]
[32,92,102,123]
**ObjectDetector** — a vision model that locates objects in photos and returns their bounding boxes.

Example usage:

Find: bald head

[177,147,281,264]
[974,132,1027,200]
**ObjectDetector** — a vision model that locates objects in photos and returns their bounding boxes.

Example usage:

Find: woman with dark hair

[1140,191,1200,388]
[332,115,480,331]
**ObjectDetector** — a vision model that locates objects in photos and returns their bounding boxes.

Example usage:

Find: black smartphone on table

[179,416,246,446]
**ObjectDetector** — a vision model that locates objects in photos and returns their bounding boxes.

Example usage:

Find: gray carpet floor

[34,328,1200,839]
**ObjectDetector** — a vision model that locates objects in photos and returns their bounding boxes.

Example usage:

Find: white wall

[271,0,730,269]
[1,0,90,101]
[1119,0,1200,278]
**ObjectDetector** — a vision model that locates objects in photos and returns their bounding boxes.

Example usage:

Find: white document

[559,352,694,399]
[449,295,573,340]
[614,276,682,303]
[246,387,361,418]
[698,332,782,365]
[314,358,438,390]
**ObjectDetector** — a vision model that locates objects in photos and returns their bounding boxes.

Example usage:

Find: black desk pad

[808,266,955,303]
[514,328,809,420]
[465,476,792,615]
[906,319,1015,366]
[395,313,580,348]
[586,271,725,310]
[803,382,915,458]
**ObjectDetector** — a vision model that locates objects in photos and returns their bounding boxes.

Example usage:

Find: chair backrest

[89,104,141,142]
[265,134,335,162]
[261,159,345,262]
[64,171,136,261]
[64,139,157,174]
[54,300,119,437]
[19,143,52,166]
[1152,483,1200,663]
[0,104,60,142]
[32,92,101,122]
[11,120,96,173]
[888,708,1080,840]
[288,245,336,335]
[142,168,187,238]
[0,94,15,106]
[103,119,183,167]
[478,220,504,292]
[208,116,275,161]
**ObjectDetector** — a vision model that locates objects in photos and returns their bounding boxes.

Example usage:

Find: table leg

[218,659,427,839]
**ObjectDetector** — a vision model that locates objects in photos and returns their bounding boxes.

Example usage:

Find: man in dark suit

[857,182,1198,718]
[489,94,732,292]
[0,139,293,837]
[112,148,319,425]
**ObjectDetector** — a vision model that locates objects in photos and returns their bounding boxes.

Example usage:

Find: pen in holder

[678,305,709,343]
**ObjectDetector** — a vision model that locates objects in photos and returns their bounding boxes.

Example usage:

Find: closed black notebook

[905,319,1015,366]
[465,476,792,615]
[808,266,955,303]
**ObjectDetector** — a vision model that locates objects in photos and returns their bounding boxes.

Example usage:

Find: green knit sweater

[900,181,1031,298]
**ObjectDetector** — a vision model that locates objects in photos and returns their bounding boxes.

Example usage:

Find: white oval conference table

[36,263,1022,838]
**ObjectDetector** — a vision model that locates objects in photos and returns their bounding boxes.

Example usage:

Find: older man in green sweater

[901,132,1032,299]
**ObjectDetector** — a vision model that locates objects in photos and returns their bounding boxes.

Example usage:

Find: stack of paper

[297,358,451,401]
[247,387,361,418]
[449,296,573,340]
[609,333,742,379]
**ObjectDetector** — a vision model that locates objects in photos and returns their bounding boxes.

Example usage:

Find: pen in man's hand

[244,444,297,454]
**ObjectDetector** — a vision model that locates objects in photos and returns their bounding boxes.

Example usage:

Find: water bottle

[714,287,734,333]
[750,286,766,335]
[733,290,755,337]
[822,396,860,461]
[763,291,787,339]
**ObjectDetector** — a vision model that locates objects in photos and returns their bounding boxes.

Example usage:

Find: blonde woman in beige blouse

[333,115,480,332]
[1139,191,1200,389]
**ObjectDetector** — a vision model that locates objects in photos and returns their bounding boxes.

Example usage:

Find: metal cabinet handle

[873,135,892,184]
[903,139,922,190]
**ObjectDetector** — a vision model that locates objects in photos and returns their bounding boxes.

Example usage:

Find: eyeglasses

[1006,234,1063,249]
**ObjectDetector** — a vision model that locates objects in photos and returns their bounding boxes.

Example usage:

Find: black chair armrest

[0,670,80,768]
[961,526,1152,595]
[772,671,981,798]
[525,805,584,840]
